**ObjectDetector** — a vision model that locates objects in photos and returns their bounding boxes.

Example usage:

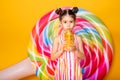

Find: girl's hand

[62,40,76,52]
[74,49,85,60]
[70,45,76,51]
[60,45,65,53]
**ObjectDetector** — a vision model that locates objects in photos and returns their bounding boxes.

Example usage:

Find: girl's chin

[65,28,72,30]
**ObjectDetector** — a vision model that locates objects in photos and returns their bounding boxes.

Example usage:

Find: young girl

[51,7,85,80]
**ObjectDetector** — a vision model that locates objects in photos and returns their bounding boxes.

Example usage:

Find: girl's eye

[64,21,67,23]
[70,21,73,23]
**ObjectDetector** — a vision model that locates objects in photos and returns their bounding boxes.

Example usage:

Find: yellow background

[0,0,120,80]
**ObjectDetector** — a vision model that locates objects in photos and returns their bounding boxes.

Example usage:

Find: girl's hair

[55,7,78,21]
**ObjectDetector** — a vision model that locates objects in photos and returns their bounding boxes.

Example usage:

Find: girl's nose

[67,23,70,27]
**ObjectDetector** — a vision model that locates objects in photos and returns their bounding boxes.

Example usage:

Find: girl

[51,7,85,80]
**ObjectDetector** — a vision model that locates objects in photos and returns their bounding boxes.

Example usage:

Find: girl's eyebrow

[62,20,67,21]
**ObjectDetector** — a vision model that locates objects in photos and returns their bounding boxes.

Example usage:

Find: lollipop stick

[0,58,35,80]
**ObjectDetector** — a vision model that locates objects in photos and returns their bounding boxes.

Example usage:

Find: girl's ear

[59,22,62,26]
[60,21,62,24]
[59,24,62,28]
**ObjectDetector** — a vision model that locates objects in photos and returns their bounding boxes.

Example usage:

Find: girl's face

[60,15,75,31]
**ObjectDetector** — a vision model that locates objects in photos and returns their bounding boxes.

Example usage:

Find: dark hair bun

[72,7,78,13]
[55,8,63,15]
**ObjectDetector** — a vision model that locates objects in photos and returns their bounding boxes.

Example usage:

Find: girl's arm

[75,36,85,60]
[0,58,35,80]
[51,37,64,61]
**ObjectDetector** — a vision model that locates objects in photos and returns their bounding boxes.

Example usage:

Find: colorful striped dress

[54,34,82,80]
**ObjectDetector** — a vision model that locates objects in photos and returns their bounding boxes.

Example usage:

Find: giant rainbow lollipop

[28,7,114,80]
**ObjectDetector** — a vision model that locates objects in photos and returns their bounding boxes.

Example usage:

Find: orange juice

[64,30,74,50]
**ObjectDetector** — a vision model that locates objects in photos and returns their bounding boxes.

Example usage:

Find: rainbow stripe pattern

[54,34,82,80]
[28,7,114,80]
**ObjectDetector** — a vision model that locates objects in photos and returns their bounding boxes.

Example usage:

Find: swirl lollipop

[28,7,114,80]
